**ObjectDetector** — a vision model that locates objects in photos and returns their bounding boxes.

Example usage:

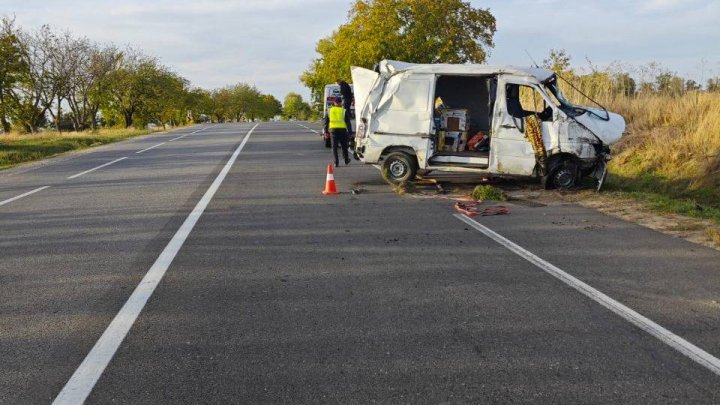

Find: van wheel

[382,152,418,184]
[543,159,579,190]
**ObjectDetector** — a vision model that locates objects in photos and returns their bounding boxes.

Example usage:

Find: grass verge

[0,128,165,170]
[599,187,720,225]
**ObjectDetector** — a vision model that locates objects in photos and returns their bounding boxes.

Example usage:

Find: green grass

[0,128,158,170]
[601,186,720,225]
[470,185,507,201]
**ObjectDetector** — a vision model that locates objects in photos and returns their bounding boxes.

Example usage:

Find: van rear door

[350,67,379,121]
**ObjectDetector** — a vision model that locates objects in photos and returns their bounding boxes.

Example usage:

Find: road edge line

[53,123,259,404]
[454,213,720,377]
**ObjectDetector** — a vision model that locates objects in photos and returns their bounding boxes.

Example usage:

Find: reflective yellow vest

[328,106,347,129]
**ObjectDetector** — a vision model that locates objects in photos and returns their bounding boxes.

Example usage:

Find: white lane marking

[135,142,166,154]
[296,123,319,134]
[67,157,128,180]
[0,186,51,207]
[53,124,260,405]
[454,213,720,377]
[168,126,207,142]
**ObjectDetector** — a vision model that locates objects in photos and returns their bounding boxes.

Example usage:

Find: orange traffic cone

[322,163,339,195]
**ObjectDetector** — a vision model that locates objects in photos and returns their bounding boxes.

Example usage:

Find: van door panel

[490,79,537,175]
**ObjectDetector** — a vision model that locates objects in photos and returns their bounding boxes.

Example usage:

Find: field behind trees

[545,50,720,223]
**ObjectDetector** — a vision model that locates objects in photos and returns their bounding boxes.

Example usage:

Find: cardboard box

[447,131,467,152]
[439,130,467,152]
[439,109,468,132]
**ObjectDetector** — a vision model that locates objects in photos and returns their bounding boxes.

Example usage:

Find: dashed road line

[0,186,51,207]
[53,124,260,405]
[455,213,720,377]
[67,157,128,180]
[136,142,166,154]
[169,126,207,142]
[297,123,319,134]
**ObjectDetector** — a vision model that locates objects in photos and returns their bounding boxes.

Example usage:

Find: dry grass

[706,228,720,247]
[605,92,720,208]
[0,127,165,170]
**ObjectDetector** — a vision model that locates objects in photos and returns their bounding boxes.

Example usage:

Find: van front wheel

[543,159,579,190]
[382,152,418,184]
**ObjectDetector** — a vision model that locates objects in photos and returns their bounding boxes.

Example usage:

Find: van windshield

[544,75,610,120]
[543,76,585,117]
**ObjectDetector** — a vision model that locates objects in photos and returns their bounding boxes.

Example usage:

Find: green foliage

[0,19,277,133]
[258,94,282,120]
[301,0,496,100]
[282,92,311,120]
[470,185,507,201]
[203,83,278,122]
[0,17,28,132]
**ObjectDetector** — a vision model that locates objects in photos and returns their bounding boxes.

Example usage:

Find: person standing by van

[323,97,351,167]
[336,79,354,135]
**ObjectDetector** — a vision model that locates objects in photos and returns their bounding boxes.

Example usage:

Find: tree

[685,79,700,92]
[283,92,311,120]
[104,49,182,128]
[706,78,720,92]
[301,0,496,100]
[67,44,120,130]
[542,49,572,73]
[655,72,684,96]
[258,94,282,120]
[12,24,56,133]
[0,17,28,132]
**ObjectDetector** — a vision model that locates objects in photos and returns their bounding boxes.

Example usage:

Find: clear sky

[2,0,718,101]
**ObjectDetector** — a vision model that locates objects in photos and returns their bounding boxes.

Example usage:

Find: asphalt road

[1,122,720,403]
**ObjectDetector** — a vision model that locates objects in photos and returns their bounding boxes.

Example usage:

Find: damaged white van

[351,60,626,190]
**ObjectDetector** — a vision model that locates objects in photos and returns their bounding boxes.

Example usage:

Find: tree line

[0,17,284,133]
[541,49,720,103]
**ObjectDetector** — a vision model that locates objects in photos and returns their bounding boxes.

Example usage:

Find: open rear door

[351,66,380,121]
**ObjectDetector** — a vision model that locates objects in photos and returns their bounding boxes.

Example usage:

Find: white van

[322,84,355,148]
[351,60,626,190]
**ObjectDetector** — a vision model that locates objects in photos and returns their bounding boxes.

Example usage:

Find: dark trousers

[331,128,349,165]
[342,101,353,134]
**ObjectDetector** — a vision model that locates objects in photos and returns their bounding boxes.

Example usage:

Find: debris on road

[454,200,510,217]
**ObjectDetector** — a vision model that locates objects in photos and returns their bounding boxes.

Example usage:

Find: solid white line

[66,157,128,180]
[135,142,166,154]
[454,213,720,377]
[0,186,50,207]
[53,124,260,405]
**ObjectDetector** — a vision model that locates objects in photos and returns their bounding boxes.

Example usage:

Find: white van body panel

[350,60,625,180]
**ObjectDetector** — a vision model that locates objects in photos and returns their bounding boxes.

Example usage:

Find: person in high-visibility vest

[323,97,351,167]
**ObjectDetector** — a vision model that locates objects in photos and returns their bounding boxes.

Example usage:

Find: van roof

[378,60,555,82]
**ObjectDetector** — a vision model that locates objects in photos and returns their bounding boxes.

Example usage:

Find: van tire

[382,152,418,184]
[543,159,579,190]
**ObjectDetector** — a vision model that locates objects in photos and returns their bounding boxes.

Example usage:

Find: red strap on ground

[454,201,510,217]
